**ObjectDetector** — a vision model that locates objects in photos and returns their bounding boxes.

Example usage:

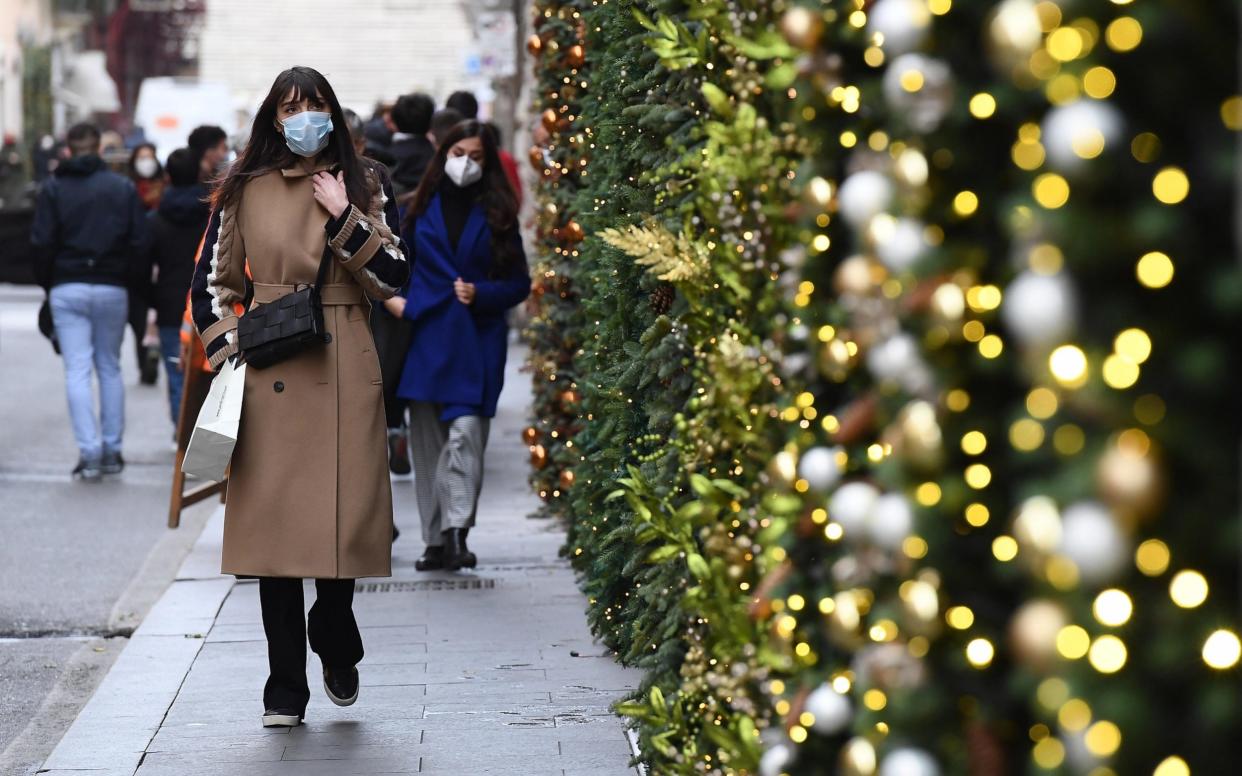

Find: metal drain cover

[355,578,497,593]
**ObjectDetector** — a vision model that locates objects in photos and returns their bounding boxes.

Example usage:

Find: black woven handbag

[236,245,331,369]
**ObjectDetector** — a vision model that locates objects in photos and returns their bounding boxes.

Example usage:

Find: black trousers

[258,577,364,712]
[369,304,413,429]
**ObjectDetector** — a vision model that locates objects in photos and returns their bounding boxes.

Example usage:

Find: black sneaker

[261,708,303,728]
[72,458,102,482]
[388,429,411,475]
[101,451,124,476]
[323,666,359,707]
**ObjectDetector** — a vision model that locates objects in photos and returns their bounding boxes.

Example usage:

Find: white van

[133,77,235,163]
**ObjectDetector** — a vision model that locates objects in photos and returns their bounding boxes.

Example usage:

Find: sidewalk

[38,349,641,776]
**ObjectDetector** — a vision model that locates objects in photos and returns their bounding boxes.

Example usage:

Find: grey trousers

[407,401,491,546]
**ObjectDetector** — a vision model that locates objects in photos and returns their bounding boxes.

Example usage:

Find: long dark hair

[213,66,371,211]
[402,119,519,274]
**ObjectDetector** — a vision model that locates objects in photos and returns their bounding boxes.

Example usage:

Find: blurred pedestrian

[428,108,464,148]
[388,93,435,196]
[144,148,210,429]
[482,123,523,208]
[363,101,395,160]
[30,122,147,481]
[188,125,230,186]
[128,143,164,211]
[391,120,531,571]
[445,90,479,120]
[127,143,165,385]
[190,66,409,729]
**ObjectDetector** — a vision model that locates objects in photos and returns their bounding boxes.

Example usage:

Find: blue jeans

[49,283,128,460]
[158,325,184,426]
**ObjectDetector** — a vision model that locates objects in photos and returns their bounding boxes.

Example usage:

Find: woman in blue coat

[384,120,530,571]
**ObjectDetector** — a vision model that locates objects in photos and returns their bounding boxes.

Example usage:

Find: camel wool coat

[190,158,410,579]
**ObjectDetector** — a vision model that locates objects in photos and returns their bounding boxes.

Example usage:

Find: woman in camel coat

[190,66,409,728]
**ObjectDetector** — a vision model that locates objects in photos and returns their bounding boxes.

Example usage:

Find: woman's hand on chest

[311,171,350,219]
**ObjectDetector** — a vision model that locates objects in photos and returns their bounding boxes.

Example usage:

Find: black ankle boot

[442,528,476,571]
[415,544,444,571]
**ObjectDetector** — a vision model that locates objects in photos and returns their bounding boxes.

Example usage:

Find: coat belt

[251,282,366,306]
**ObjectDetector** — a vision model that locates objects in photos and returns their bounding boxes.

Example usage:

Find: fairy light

[1202,630,1241,669]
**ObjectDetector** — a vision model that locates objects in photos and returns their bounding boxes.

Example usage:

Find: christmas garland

[526,1,1240,774]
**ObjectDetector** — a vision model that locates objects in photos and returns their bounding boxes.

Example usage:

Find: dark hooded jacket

[144,183,211,326]
[29,153,148,289]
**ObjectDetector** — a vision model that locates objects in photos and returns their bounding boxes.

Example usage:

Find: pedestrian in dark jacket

[143,147,210,426]
[392,120,531,572]
[29,122,147,481]
[387,93,436,196]
[127,142,165,385]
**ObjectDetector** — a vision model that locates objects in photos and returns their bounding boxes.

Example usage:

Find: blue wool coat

[396,195,530,417]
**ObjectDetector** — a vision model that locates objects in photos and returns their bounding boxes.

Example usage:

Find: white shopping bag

[182,358,246,482]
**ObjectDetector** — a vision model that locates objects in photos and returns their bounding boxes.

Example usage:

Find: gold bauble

[1012,496,1062,556]
[526,34,543,56]
[929,282,967,323]
[522,426,539,445]
[779,6,824,51]
[818,338,856,383]
[986,0,1043,68]
[891,400,944,471]
[559,469,576,489]
[834,255,880,296]
[565,44,586,68]
[839,737,878,776]
[1008,599,1068,671]
[767,450,798,487]
[1096,441,1164,525]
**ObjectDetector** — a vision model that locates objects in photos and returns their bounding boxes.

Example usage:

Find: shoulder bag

[236,244,331,369]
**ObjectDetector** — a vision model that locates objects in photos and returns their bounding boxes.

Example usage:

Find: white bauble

[882,53,954,133]
[869,493,915,550]
[805,684,853,734]
[867,332,921,383]
[1001,270,1077,347]
[868,0,932,55]
[876,217,929,273]
[830,482,881,538]
[838,171,894,228]
[879,747,941,776]
[760,743,794,776]
[1059,501,1127,584]
[799,446,843,492]
[1041,100,1124,174]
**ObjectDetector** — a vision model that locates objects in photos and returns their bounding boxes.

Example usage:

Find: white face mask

[135,157,159,178]
[444,154,483,187]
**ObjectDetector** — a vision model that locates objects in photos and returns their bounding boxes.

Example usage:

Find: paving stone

[42,352,641,775]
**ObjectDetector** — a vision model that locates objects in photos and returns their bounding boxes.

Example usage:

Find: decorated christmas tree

[525,0,1240,774]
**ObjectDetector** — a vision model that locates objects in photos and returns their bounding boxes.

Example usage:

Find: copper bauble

[1008,599,1068,671]
[559,469,576,489]
[560,389,580,406]
[522,426,539,445]
[528,145,545,170]
[566,44,586,68]
[563,220,585,243]
[530,444,548,469]
[526,34,543,56]
[541,108,559,132]
[779,7,824,51]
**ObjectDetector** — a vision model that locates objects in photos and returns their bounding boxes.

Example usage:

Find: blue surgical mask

[281,111,332,157]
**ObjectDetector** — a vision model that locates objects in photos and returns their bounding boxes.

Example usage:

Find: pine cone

[650,283,675,315]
